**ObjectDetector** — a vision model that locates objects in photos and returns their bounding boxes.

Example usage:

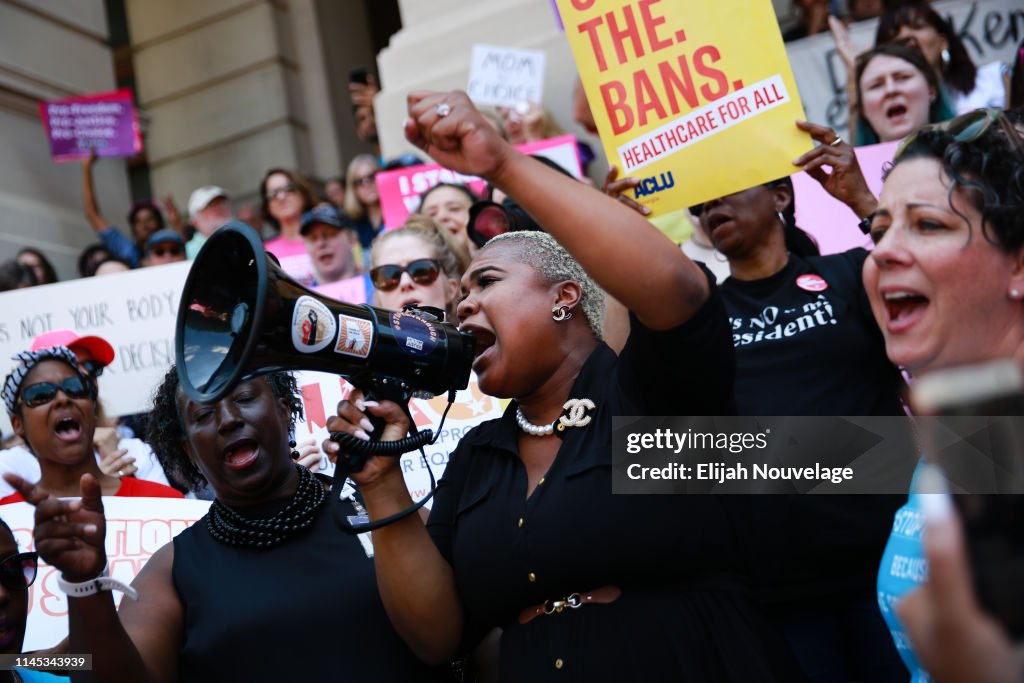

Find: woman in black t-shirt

[687,121,907,682]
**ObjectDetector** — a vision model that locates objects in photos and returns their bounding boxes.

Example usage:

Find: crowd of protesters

[1,1,1024,681]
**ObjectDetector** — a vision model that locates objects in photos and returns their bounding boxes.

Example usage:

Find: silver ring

[117,469,125,477]
[829,137,844,147]
[436,102,452,118]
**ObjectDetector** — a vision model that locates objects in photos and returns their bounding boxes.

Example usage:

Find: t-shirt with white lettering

[720,250,903,416]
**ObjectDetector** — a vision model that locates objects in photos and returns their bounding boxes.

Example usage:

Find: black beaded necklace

[206,465,326,549]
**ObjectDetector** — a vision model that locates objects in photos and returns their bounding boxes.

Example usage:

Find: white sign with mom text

[0,261,190,434]
[467,44,547,108]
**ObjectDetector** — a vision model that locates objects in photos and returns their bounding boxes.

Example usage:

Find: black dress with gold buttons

[428,270,796,682]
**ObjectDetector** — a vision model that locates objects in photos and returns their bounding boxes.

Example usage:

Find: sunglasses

[370,259,441,292]
[19,375,96,409]
[0,552,38,592]
[353,175,377,188]
[150,244,183,257]
[895,108,1021,159]
[81,359,105,378]
[267,184,298,201]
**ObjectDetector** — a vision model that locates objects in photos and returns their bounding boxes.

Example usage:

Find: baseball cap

[188,186,228,218]
[300,205,354,236]
[30,329,115,369]
[145,229,185,253]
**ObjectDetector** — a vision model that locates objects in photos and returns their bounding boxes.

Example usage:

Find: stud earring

[289,439,300,460]
[1011,288,1022,300]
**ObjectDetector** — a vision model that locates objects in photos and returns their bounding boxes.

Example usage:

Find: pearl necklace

[516,406,555,437]
[206,465,326,549]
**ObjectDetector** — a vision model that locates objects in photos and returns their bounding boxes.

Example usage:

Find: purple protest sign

[38,89,143,163]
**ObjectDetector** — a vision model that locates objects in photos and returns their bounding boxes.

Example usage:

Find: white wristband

[57,563,139,601]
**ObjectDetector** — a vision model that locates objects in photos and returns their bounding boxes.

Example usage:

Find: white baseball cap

[187,185,228,218]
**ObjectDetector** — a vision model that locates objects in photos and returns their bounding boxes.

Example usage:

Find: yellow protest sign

[557,0,813,216]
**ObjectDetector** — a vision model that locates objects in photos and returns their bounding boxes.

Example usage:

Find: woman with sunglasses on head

[260,168,318,287]
[865,108,1024,683]
[4,368,441,683]
[0,517,68,682]
[0,348,182,504]
[344,154,384,256]
[327,91,797,682]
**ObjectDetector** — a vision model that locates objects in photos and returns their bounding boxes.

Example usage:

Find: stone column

[375,0,606,182]
[0,1,130,279]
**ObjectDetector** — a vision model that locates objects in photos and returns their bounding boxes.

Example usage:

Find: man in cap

[185,185,233,259]
[143,229,186,267]
[301,205,366,298]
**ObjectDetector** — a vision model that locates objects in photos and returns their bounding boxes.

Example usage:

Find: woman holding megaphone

[328,91,796,681]
[4,366,446,682]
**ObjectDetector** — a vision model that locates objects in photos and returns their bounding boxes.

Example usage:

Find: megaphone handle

[330,387,418,474]
[340,410,387,473]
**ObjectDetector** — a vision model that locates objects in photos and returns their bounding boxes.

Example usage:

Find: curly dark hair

[145,366,304,493]
[875,2,976,97]
[891,111,1024,253]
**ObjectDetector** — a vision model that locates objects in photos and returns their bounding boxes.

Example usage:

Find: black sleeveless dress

[172,494,441,682]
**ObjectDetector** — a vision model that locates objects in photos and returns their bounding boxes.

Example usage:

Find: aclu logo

[633,171,675,198]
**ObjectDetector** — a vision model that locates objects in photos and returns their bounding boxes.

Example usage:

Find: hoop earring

[552,305,573,322]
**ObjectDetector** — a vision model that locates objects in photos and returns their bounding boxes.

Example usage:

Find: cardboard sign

[786,0,1020,136]
[376,134,583,228]
[558,0,813,216]
[293,371,507,507]
[467,44,547,108]
[791,140,898,255]
[1,498,211,650]
[0,261,191,434]
[38,89,143,163]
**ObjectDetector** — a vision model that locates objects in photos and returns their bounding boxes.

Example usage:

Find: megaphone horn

[175,221,474,404]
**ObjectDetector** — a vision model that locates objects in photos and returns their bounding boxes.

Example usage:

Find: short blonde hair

[484,231,604,339]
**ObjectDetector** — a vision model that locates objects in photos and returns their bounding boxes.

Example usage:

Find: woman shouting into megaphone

[328,91,798,682]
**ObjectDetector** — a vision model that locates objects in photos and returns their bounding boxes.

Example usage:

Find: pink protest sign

[376,135,584,228]
[38,89,143,163]
[792,140,899,255]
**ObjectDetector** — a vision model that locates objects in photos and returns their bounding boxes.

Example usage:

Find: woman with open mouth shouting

[0,347,182,504]
[4,367,444,682]
[327,91,797,682]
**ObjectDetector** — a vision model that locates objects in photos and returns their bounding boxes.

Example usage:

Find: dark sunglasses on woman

[266,183,298,201]
[370,259,441,292]
[0,552,38,592]
[150,244,183,258]
[81,359,105,378]
[19,375,96,409]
